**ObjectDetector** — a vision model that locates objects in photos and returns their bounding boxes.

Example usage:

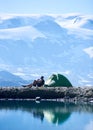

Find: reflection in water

[0,100,93,126]
[0,100,71,125]
[85,120,93,130]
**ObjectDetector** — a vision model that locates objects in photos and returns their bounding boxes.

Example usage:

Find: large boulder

[45,74,72,87]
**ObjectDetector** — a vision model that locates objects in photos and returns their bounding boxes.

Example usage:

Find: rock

[84,88,93,98]
[35,97,41,101]
[0,87,93,103]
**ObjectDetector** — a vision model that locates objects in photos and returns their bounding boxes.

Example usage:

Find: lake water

[0,100,93,130]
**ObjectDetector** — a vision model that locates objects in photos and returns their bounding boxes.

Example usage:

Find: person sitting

[22,76,45,88]
[36,76,45,87]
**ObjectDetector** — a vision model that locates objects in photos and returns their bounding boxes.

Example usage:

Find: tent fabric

[45,74,72,87]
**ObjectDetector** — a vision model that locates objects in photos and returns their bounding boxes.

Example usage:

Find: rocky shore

[0,87,93,103]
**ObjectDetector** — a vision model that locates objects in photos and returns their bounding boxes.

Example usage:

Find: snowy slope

[0,14,93,87]
[0,70,30,87]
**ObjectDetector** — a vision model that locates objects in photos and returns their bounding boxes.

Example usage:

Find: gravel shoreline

[0,87,93,103]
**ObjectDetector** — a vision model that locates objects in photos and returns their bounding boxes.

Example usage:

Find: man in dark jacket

[22,76,45,88]
[36,76,45,87]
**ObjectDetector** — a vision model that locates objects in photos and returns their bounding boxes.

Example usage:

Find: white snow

[0,14,93,40]
[0,25,46,40]
[55,14,93,28]
[83,47,93,58]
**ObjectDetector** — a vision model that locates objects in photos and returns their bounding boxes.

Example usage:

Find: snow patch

[0,25,46,40]
[83,47,93,58]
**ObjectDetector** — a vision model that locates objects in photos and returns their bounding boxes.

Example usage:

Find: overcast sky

[0,0,93,15]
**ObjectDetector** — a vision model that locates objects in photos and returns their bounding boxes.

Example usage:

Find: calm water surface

[0,100,93,130]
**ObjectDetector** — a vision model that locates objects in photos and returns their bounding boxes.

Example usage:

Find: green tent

[45,73,72,87]
[44,110,71,125]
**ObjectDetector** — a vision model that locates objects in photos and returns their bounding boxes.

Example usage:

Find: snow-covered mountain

[0,14,93,87]
[0,70,31,87]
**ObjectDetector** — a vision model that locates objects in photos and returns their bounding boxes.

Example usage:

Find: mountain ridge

[0,14,93,87]
[0,70,31,87]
